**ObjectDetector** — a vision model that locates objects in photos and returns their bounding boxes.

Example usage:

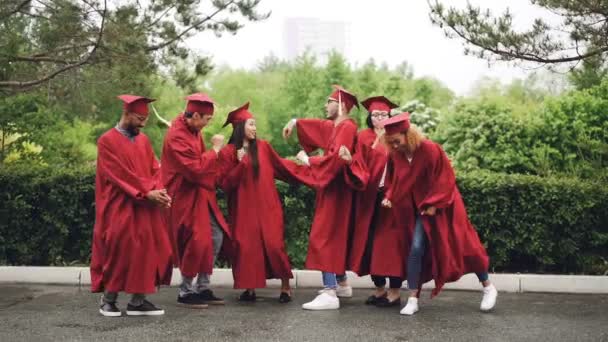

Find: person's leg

[386,277,402,302]
[102,292,118,304]
[365,275,388,305]
[335,272,353,298]
[196,212,224,292]
[128,293,145,306]
[371,275,386,288]
[280,278,291,294]
[406,216,427,297]
[278,278,292,303]
[401,216,426,315]
[179,275,195,297]
[322,272,338,289]
[99,292,121,317]
[477,271,498,311]
[477,272,490,286]
[196,211,225,304]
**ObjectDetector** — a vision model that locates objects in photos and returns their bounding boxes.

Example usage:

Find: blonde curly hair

[384,124,426,154]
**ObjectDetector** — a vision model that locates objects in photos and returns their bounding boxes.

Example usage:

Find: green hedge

[0,166,606,274]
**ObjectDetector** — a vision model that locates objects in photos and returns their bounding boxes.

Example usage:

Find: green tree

[428,0,608,88]
[0,0,269,92]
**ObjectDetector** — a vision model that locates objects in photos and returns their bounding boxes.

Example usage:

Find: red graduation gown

[161,115,230,278]
[347,129,408,279]
[385,139,490,297]
[295,118,363,274]
[90,128,173,294]
[218,140,312,289]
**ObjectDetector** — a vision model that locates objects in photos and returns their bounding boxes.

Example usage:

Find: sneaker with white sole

[480,284,497,312]
[336,284,353,298]
[302,289,340,310]
[400,297,419,316]
[99,302,121,317]
[126,300,165,316]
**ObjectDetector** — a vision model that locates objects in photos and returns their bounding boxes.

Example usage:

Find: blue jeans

[407,216,488,290]
[322,273,347,289]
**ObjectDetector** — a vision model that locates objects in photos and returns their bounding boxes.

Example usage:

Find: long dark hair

[228,121,260,179]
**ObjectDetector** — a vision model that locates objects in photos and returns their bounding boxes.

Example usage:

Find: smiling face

[244,118,257,141]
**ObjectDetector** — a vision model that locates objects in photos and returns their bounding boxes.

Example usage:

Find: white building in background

[283,18,351,64]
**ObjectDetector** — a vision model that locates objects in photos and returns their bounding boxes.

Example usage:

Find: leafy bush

[1,167,606,274]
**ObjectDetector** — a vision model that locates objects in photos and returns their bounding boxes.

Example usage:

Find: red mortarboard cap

[361,96,398,113]
[328,85,359,112]
[382,112,411,135]
[223,102,254,127]
[118,94,155,116]
[185,93,215,115]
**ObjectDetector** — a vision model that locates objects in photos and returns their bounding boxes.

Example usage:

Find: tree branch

[0,0,107,90]
[146,0,235,51]
[0,0,32,20]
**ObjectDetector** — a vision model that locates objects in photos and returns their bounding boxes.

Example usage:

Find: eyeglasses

[130,112,148,122]
[371,112,389,119]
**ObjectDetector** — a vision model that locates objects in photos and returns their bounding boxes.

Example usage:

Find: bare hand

[296,150,310,166]
[381,198,392,208]
[338,145,352,164]
[146,189,172,208]
[237,148,246,162]
[372,131,385,149]
[421,206,437,216]
[282,120,295,139]
[211,134,225,152]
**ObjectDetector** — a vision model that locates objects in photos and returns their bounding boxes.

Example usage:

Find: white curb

[0,267,606,294]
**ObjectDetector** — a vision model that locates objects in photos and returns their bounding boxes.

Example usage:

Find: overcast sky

[186,0,560,95]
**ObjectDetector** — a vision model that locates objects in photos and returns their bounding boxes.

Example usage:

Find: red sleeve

[168,135,219,191]
[343,142,370,191]
[218,145,249,192]
[419,143,456,209]
[263,141,317,185]
[383,157,399,202]
[97,138,157,200]
[296,118,334,153]
[307,120,358,189]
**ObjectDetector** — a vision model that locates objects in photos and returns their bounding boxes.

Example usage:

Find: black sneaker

[238,290,257,302]
[197,289,225,305]
[177,293,209,309]
[365,293,386,305]
[375,296,401,308]
[99,302,121,317]
[278,292,291,304]
[126,300,165,316]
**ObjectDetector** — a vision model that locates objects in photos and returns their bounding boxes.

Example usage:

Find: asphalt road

[0,285,606,342]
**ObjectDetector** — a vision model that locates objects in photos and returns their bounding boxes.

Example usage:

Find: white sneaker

[302,289,340,310]
[480,284,497,312]
[400,297,419,315]
[336,284,353,298]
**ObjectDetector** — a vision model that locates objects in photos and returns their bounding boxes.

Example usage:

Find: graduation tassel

[151,104,171,128]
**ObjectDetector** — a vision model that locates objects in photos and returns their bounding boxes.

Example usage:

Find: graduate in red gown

[346,96,408,308]
[219,102,315,303]
[282,85,367,310]
[380,113,498,315]
[91,94,173,317]
[161,93,229,308]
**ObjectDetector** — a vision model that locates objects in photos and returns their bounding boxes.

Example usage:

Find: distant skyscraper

[283,18,350,64]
